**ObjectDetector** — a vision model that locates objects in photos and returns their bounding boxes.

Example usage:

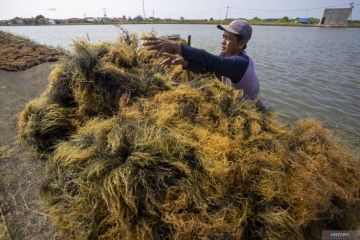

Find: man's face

[221,31,245,56]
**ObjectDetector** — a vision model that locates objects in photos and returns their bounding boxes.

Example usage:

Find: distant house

[47,19,56,25]
[11,17,23,24]
[297,18,310,24]
[320,8,352,26]
[23,18,35,25]
[67,18,82,24]
[54,19,66,24]
[263,18,278,22]
[95,17,111,23]
[101,17,112,23]
[84,17,97,23]
[112,18,125,23]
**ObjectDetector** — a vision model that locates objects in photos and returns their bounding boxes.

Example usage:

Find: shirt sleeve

[183,59,206,73]
[180,44,249,84]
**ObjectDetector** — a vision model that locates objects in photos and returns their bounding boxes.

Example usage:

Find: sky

[0,0,359,20]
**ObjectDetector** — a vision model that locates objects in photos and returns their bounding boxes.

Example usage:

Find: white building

[320,8,352,26]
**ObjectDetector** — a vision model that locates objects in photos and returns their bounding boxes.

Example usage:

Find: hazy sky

[0,0,359,20]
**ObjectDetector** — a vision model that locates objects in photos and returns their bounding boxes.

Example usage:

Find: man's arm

[181,45,249,84]
[143,38,249,83]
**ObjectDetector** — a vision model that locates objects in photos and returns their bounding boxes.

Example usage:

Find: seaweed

[18,34,360,239]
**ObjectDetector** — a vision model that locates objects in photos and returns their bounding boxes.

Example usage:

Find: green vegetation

[348,20,360,26]
[250,16,320,26]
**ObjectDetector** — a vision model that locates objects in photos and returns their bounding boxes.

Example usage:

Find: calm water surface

[1,24,359,135]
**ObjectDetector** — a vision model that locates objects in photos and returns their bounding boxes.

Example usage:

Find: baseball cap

[217,19,252,42]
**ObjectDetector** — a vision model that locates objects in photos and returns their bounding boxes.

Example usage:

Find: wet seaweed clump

[18,97,78,152]
[18,36,169,152]
[19,34,360,239]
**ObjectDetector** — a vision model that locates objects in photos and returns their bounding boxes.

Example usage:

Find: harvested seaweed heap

[18,34,360,240]
[0,30,63,71]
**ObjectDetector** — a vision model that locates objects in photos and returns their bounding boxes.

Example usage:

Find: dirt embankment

[0,63,61,240]
[0,30,63,239]
[0,30,64,71]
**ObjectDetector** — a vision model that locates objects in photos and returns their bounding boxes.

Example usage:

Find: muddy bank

[0,62,60,240]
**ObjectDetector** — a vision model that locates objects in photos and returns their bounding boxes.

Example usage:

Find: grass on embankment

[0,31,64,71]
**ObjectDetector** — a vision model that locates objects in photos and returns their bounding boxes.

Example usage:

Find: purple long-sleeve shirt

[180,44,259,100]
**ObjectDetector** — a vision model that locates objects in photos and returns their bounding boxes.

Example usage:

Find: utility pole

[142,0,146,19]
[225,6,229,20]
[152,9,154,19]
[305,9,309,18]
[350,2,354,21]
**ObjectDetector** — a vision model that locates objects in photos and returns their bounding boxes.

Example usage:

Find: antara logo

[329,232,351,237]
[322,230,355,240]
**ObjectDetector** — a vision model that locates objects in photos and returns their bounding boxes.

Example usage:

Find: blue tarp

[298,18,310,24]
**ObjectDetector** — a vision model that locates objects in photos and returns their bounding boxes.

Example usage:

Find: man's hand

[143,38,182,56]
[159,53,188,68]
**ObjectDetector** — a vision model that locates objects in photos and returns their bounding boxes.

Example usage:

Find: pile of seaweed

[18,34,360,240]
[0,30,63,71]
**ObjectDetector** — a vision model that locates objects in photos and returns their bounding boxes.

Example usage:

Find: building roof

[323,8,352,14]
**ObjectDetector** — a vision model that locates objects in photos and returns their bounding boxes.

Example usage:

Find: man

[144,19,259,100]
